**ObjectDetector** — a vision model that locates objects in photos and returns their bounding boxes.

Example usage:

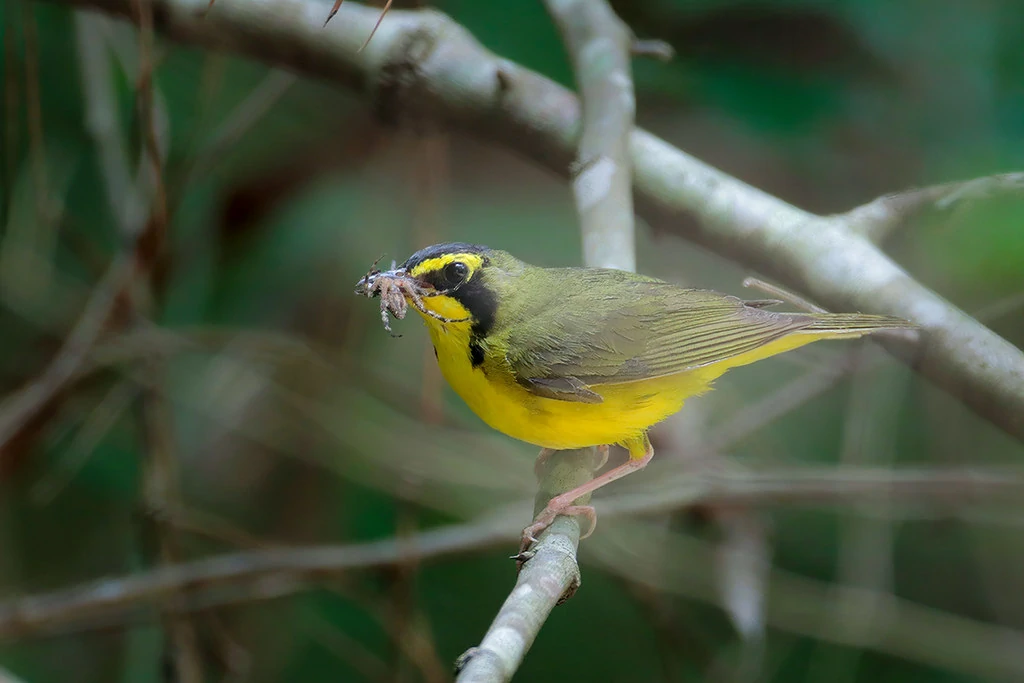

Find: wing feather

[501,275,813,401]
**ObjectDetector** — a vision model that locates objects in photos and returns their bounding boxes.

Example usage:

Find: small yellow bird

[356,243,913,550]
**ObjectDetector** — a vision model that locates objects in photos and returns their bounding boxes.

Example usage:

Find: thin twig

[0,255,134,453]
[841,172,1024,244]
[630,38,674,61]
[192,69,297,175]
[76,13,146,234]
[357,0,391,53]
[23,1,50,235]
[742,277,828,314]
[133,0,202,673]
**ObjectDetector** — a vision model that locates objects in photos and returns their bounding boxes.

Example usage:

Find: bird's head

[355,242,503,335]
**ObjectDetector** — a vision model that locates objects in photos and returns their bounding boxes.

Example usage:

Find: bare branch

[43,0,1024,443]
[544,0,636,271]
[456,449,597,682]
[1,465,1022,640]
[0,255,133,453]
[630,38,674,61]
[0,512,511,640]
[840,171,1024,243]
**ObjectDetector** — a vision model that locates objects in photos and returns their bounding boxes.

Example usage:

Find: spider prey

[354,258,468,336]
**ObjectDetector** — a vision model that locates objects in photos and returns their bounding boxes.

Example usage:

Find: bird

[355,242,914,552]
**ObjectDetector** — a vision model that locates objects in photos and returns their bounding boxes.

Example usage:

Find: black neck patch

[403,243,497,368]
[450,272,497,368]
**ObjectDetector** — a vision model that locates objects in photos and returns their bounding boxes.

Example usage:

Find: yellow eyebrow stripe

[409,252,486,278]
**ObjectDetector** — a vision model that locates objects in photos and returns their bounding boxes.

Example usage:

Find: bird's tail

[799,313,917,337]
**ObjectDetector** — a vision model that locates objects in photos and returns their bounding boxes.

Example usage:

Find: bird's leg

[520,442,653,553]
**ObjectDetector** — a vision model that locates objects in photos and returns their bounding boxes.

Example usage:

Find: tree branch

[0,255,134,453]
[840,171,1024,243]
[1,465,1021,640]
[544,0,636,272]
[455,449,602,682]
[45,0,1024,444]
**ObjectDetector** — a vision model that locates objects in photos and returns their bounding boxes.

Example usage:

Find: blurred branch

[43,0,1024,444]
[0,14,158,460]
[593,520,1024,682]
[0,510,510,640]
[2,464,1023,639]
[76,12,145,233]
[0,667,27,683]
[0,255,133,454]
[841,171,1024,243]
[189,68,297,177]
[129,0,204,677]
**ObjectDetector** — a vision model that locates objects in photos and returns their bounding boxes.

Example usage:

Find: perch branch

[456,449,599,682]
[42,0,1024,444]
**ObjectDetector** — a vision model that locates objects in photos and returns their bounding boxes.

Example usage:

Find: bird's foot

[518,500,597,555]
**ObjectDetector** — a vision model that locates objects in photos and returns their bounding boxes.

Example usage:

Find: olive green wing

[502,280,809,403]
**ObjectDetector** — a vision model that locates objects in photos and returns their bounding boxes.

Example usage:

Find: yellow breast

[423,317,706,457]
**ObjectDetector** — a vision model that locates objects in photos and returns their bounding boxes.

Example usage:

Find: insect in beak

[354,259,468,336]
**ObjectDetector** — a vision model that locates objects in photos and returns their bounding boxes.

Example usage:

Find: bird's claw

[517,504,598,559]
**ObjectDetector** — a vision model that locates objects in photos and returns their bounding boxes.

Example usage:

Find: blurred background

[2,0,1024,681]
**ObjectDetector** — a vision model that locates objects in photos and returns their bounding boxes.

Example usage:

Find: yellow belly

[424,318,833,457]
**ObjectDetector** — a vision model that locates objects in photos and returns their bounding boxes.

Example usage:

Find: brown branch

[41,0,1024,444]
[0,255,134,454]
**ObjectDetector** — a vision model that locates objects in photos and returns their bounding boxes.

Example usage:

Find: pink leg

[520,441,654,553]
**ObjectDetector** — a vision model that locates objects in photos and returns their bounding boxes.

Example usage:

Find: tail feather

[800,313,916,335]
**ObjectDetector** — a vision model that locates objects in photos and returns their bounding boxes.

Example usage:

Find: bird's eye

[442,261,470,287]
